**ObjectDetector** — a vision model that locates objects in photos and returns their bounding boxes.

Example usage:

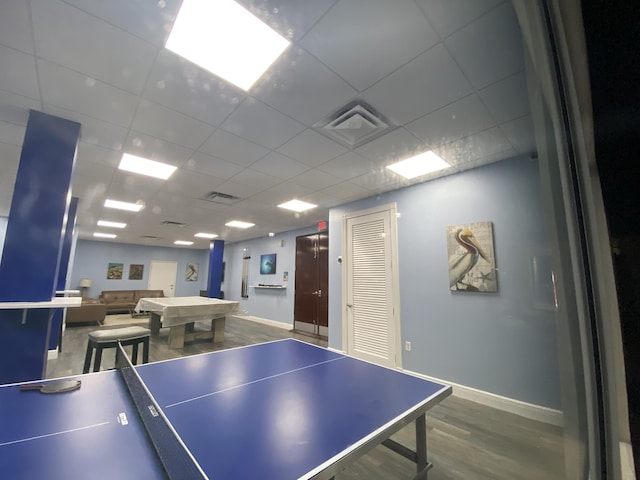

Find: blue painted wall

[328,155,561,409]
[223,226,318,326]
[70,240,210,298]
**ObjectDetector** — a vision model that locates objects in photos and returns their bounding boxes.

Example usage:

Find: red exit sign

[317,220,327,231]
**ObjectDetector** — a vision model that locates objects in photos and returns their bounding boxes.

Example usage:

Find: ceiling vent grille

[141,235,160,239]
[200,191,240,205]
[313,100,396,148]
[161,220,187,227]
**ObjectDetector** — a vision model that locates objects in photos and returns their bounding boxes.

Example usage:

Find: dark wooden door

[294,232,328,336]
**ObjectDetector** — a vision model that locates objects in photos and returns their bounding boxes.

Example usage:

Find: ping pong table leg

[415,413,428,479]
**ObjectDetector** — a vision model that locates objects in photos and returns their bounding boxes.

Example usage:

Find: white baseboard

[327,346,562,426]
[231,315,291,330]
[410,371,564,426]
[47,349,58,360]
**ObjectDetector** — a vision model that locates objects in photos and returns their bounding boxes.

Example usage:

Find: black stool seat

[83,326,150,373]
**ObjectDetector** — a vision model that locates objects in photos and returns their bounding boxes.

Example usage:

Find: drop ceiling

[0,0,535,247]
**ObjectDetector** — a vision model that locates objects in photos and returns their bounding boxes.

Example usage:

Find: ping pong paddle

[19,379,81,394]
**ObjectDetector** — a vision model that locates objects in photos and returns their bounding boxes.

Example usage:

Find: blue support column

[206,240,225,298]
[0,110,80,383]
[49,196,79,351]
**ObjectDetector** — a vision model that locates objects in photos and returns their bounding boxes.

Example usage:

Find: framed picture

[185,263,199,281]
[446,221,497,292]
[107,262,123,280]
[260,253,277,275]
[129,264,144,280]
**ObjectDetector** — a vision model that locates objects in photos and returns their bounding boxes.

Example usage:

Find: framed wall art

[260,253,277,275]
[446,221,497,292]
[128,264,144,280]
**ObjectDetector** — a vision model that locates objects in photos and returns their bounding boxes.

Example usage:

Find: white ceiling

[0,0,534,247]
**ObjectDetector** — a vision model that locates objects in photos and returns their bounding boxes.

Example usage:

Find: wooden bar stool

[83,326,150,373]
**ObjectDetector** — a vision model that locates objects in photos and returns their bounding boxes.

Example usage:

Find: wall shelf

[250,285,286,289]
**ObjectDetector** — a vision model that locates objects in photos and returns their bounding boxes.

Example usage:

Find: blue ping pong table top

[0,339,451,479]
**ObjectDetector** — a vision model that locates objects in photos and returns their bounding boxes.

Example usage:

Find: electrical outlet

[405,341,411,351]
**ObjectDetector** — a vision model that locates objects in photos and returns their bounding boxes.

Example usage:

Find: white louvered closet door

[345,205,399,368]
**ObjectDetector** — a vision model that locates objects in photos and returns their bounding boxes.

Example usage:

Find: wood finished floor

[47,316,566,480]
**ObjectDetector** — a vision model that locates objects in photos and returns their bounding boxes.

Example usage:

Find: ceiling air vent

[200,191,240,205]
[141,235,160,239]
[161,220,187,227]
[313,100,396,148]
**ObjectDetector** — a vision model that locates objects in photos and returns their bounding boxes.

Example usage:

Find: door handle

[311,290,322,297]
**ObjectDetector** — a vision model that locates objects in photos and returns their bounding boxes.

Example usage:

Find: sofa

[100,289,164,314]
[65,299,107,325]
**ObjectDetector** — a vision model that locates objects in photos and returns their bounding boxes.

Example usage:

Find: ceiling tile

[320,180,372,201]
[122,131,194,167]
[183,151,244,179]
[435,127,514,165]
[62,0,181,47]
[405,94,495,148]
[445,2,524,89]
[479,71,529,123]
[131,99,215,149]
[31,0,158,94]
[290,169,342,190]
[252,46,357,126]
[220,97,305,150]
[229,168,282,190]
[0,121,25,146]
[38,60,139,126]
[45,104,128,151]
[143,50,245,127]
[0,90,41,125]
[237,0,336,42]
[75,142,121,168]
[317,151,375,180]
[301,0,439,91]
[499,115,536,155]
[0,0,34,54]
[277,129,348,167]
[417,0,503,39]
[355,128,424,166]
[363,44,472,124]
[0,45,39,100]
[199,129,269,167]
[250,152,311,180]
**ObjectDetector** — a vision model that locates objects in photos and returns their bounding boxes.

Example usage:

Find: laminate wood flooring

[47,316,565,480]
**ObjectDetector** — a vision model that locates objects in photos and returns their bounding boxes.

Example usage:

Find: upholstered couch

[65,299,107,325]
[100,290,164,314]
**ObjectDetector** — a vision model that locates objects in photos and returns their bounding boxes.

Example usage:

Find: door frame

[341,203,402,368]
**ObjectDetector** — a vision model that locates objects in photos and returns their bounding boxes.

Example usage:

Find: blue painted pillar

[49,196,79,351]
[206,240,225,298]
[0,110,80,383]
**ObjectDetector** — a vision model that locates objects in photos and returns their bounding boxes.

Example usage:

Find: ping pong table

[0,339,451,479]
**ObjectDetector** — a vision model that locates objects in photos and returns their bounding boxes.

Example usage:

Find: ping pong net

[115,341,207,480]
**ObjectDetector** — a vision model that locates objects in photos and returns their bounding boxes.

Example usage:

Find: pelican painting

[446,221,497,292]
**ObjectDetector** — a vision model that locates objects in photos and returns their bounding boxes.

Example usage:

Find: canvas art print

[185,263,198,281]
[129,264,144,280]
[260,254,276,275]
[107,263,123,280]
[447,221,497,292]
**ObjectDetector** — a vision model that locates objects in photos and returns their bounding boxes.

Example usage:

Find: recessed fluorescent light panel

[225,220,255,229]
[104,199,143,212]
[174,240,194,246]
[194,232,219,239]
[93,232,117,239]
[165,0,290,91]
[278,199,317,212]
[118,153,177,180]
[386,151,450,179]
[97,220,126,229]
